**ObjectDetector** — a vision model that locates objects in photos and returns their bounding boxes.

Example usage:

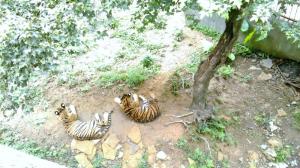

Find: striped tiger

[54,103,113,140]
[114,93,160,122]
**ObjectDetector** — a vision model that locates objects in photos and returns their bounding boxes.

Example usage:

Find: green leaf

[241,20,249,32]
[243,29,255,44]
[228,53,235,61]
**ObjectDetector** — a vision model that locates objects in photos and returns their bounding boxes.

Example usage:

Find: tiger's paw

[114,97,121,104]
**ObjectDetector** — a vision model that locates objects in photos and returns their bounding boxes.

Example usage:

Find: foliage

[92,154,104,168]
[0,127,76,167]
[292,108,300,130]
[189,148,214,168]
[97,64,160,88]
[141,56,155,68]
[275,145,292,162]
[0,0,109,112]
[197,117,232,143]
[169,70,191,96]
[174,29,184,42]
[176,137,189,151]
[217,65,234,78]
[138,152,149,168]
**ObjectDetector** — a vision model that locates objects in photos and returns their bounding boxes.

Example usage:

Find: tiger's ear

[61,103,65,109]
[54,111,60,115]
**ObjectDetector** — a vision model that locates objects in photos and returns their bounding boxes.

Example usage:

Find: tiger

[54,103,113,140]
[114,93,160,122]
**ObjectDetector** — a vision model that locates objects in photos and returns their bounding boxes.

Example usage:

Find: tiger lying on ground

[114,93,160,122]
[54,103,113,140]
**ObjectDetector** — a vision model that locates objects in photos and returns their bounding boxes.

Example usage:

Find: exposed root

[198,136,212,157]
[166,112,193,118]
[165,120,192,128]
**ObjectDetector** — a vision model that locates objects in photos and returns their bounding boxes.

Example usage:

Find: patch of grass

[141,56,155,68]
[0,128,76,167]
[189,148,214,168]
[92,153,104,168]
[174,29,184,42]
[97,64,160,88]
[254,113,268,126]
[138,152,149,168]
[197,117,232,143]
[185,49,208,74]
[80,85,92,93]
[186,16,220,40]
[217,65,234,78]
[169,70,191,96]
[176,137,189,152]
[233,43,252,57]
[292,108,300,130]
[275,145,292,162]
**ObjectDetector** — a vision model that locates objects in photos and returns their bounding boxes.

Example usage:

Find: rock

[267,138,282,148]
[248,151,259,162]
[269,121,279,132]
[75,153,93,168]
[249,65,262,71]
[101,134,120,160]
[103,134,120,149]
[180,164,186,168]
[277,109,287,117]
[260,144,268,150]
[290,160,298,167]
[71,139,96,160]
[128,141,139,154]
[156,151,167,160]
[188,158,196,167]
[128,125,141,144]
[217,152,225,161]
[268,162,288,168]
[122,149,143,168]
[264,148,277,160]
[258,72,272,81]
[117,151,123,159]
[260,58,273,68]
[147,145,157,165]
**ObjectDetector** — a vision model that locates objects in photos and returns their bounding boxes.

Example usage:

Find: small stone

[217,152,224,161]
[148,145,156,154]
[260,58,273,68]
[248,151,259,162]
[290,160,298,167]
[260,144,268,150]
[180,164,186,168]
[103,134,120,149]
[102,143,117,160]
[264,148,277,160]
[267,138,282,148]
[268,162,288,168]
[75,153,93,168]
[188,158,196,167]
[156,151,167,160]
[117,151,123,159]
[291,101,297,105]
[249,66,262,71]
[258,72,272,81]
[277,109,287,117]
[128,125,141,144]
[269,121,279,132]
[71,139,96,159]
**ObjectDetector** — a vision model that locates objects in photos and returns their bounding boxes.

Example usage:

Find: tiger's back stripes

[114,93,160,122]
[54,103,112,140]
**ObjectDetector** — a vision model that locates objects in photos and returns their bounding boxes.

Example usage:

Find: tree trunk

[191,9,244,122]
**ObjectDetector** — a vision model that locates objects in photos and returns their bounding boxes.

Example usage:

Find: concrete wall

[186,11,300,62]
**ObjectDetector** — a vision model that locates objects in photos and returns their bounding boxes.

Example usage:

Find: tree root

[198,136,212,157]
[166,112,193,118]
[164,120,192,128]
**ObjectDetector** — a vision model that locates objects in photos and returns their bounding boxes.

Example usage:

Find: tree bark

[191,8,244,122]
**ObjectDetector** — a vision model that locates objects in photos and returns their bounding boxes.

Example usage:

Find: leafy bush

[141,56,155,68]
[0,0,107,112]
[217,65,234,78]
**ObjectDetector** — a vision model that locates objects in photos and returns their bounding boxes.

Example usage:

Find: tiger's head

[114,93,138,109]
[54,103,78,122]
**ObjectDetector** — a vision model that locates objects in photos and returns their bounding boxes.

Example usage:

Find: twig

[166,112,193,118]
[165,120,191,127]
[198,136,212,157]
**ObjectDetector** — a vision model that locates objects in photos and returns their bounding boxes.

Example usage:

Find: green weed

[174,29,184,42]
[97,70,127,87]
[292,108,300,130]
[92,154,104,168]
[176,137,189,152]
[189,148,214,168]
[138,152,149,168]
[126,67,147,87]
[217,65,234,78]
[254,113,268,126]
[275,145,292,162]
[169,71,191,96]
[141,56,155,68]
[186,16,220,40]
[197,117,232,143]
